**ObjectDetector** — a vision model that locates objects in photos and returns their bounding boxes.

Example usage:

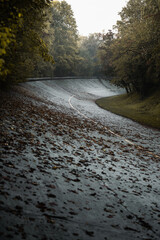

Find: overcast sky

[65,0,128,36]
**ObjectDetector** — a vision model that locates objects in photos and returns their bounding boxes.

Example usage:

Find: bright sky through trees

[65,0,127,35]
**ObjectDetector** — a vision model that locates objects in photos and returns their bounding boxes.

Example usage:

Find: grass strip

[96,91,160,130]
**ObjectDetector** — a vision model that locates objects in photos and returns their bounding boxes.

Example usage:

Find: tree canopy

[47,0,79,77]
[77,34,102,77]
[32,0,81,78]
[0,0,54,87]
[99,0,160,96]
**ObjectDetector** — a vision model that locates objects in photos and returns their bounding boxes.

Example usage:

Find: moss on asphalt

[96,90,160,130]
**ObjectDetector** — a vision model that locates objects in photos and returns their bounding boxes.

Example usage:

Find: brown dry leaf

[85,230,94,237]
[46,184,56,189]
[47,194,56,198]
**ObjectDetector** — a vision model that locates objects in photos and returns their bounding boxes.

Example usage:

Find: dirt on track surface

[0,78,160,240]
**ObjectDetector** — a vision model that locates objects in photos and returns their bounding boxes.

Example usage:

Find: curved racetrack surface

[25,78,160,156]
[0,78,159,240]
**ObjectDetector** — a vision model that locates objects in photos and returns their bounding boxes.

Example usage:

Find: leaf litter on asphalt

[0,85,160,240]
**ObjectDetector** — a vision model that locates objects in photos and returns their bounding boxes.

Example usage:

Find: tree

[77,33,102,77]
[48,0,79,76]
[0,0,54,87]
[103,0,160,96]
[98,30,115,78]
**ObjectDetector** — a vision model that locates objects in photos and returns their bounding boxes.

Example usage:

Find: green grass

[96,90,160,130]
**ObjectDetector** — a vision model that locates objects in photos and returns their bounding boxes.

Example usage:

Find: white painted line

[69,95,160,159]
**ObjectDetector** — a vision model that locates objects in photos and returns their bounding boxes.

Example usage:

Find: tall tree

[98,30,115,78]
[77,33,102,77]
[49,0,79,76]
[101,0,160,96]
[0,0,54,87]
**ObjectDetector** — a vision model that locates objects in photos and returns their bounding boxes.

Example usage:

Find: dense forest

[0,0,160,97]
[0,0,54,87]
[99,0,160,97]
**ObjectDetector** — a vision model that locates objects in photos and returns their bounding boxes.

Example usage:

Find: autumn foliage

[0,0,54,87]
[99,0,160,97]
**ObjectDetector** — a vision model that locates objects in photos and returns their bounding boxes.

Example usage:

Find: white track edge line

[69,95,160,159]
